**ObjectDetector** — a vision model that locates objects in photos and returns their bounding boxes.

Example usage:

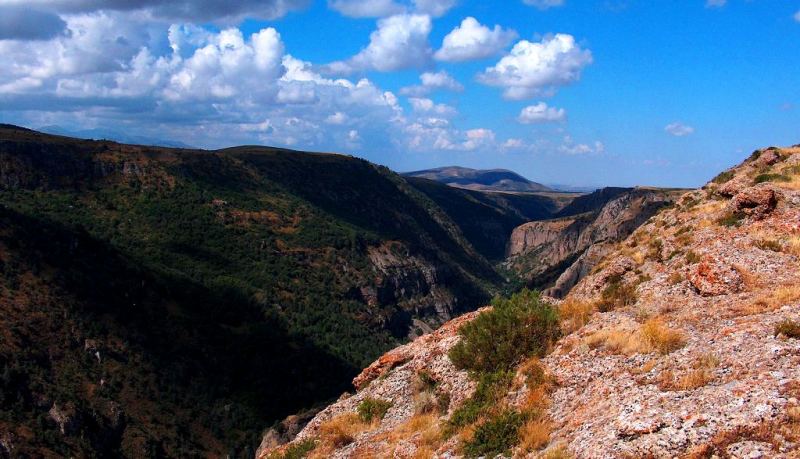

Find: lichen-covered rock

[730,186,779,220]
[688,257,744,296]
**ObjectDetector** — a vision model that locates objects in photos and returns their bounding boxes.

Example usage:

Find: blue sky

[0,0,798,187]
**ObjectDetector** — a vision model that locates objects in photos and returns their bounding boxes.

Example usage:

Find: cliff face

[265,144,800,458]
[505,188,680,296]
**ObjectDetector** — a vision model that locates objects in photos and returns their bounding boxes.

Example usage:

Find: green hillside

[0,126,509,457]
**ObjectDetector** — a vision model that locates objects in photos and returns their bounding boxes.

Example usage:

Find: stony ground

[261,145,800,459]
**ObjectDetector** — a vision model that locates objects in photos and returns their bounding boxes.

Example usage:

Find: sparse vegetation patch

[357,397,392,423]
[775,320,800,339]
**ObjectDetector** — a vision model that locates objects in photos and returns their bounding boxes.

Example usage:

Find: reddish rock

[757,149,782,166]
[352,349,413,390]
[688,257,743,296]
[730,186,778,220]
[717,177,746,197]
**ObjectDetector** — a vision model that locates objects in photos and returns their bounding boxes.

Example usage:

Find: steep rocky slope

[505,188,683,296]
[264,144,800,458]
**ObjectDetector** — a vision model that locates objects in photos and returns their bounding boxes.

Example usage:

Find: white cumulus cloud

[434,17,517,62]
[517,102,565,123]
[664,122,694,137]
[559,136,604,155]
[399,70,463,96]
[705,0,726,8]
[408,97,457,117]
[324,14,432,74]
[477,33,592,100]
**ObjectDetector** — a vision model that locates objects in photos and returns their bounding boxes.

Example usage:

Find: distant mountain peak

[403,166,552,193]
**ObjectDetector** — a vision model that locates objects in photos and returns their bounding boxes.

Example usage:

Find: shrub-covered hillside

[0,125,516,457]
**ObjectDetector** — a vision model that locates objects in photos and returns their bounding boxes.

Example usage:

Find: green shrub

[357,397,392,423]
[775,319,800,339]
[449,290,559,374]
[754,173,790,184]
[448,371,513,429]
[463,410,524,458]
[646,239,663,261]
[685,250,701,263]
[267,439,316,459]
[597,280,637,312]
[716,212,744,228]
[712,171,735,184]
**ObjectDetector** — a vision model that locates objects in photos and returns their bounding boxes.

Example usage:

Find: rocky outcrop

[688,256,744,296]
[505,188,679,296]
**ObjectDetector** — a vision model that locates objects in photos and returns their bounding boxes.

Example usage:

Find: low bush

[716,212,744,228]
[668,272,684,285]
[449,289,559,374]
[754,173,790,184]
[357,397,392,423]
[597,279,637,312]
[646,238,664,261]
[267,439,316,459]
[463,410,524,458]
[712,170,735,184]
[775,319,800,339]
[448,370,513,430]
[685,250,701,263]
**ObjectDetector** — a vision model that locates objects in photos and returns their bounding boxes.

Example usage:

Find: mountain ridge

[403,166,552,193]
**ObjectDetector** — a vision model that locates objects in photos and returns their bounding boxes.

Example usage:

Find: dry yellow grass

[675,369,714,390]
[754,285,800,312]
[587,318,685,356]
[379,413,444,458]
[733,264,760,291]
[631,358,659,375]
[559,298,595,334]
[519,419,552,452]
[788,236,800,257]
[585,327,641,355]
[658,354,718,391]
[309,413,372,458]
[540,443,573,459]
[640,318,686,354]
[631,249,646,266]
